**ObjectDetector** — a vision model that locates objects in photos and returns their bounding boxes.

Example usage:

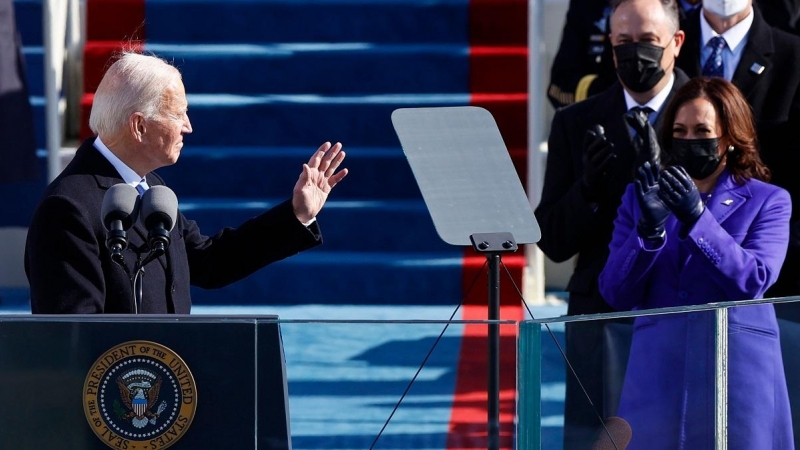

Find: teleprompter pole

[471,232,518,450]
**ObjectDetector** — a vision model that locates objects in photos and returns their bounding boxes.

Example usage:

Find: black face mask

[613,42,667,93]
[670,138,722,180]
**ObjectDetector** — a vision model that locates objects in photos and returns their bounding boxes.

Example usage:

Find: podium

[0,315,292,449]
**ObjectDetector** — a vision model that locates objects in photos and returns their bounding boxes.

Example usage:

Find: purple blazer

[599,170,794,449]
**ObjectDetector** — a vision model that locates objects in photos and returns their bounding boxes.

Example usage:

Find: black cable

[132,264,144,315]
[368,259,489,450]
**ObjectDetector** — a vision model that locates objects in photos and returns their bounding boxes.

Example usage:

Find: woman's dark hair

[660,76,770,183]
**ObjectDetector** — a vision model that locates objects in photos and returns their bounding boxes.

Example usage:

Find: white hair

[89,52,181,137]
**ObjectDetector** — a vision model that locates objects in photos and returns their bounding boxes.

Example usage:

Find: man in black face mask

[535,0,689,446]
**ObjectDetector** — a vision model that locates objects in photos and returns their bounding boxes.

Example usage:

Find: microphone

[590,416,632,450]
[101,183,140,262]
[140,185,178,256]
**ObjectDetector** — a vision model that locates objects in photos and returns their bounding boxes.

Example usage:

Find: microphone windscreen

[141,185,178,232]
[590,416,632,450]
[101,183,140,230]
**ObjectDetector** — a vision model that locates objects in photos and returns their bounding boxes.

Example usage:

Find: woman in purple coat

[599,77,794,449]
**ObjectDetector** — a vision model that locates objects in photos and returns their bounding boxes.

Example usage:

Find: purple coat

[599,170,794,449]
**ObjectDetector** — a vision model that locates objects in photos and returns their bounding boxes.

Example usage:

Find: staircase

[14,0,528,308]
[4,0,48,231]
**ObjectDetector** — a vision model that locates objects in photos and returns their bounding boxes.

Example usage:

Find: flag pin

[750,63,765,74]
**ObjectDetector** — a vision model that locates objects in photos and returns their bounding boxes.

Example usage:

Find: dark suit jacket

[25,138,321,314]
[535,69,690,315]
[677,6,800,297]
[677,6,800,144]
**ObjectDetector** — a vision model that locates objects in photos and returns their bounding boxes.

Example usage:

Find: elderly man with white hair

[25,52,348,314]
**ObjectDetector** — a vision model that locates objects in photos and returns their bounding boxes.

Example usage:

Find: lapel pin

[750,63,765,75]
[723,199,734,206]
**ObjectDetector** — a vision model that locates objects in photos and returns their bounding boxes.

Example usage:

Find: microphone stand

[132,259,144,314]
[469,232,517,450]
[132,246,166,314]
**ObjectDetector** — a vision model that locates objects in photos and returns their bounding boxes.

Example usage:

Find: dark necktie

[702,36,726,78]
[628,106,655,144]
[629,106,654,121]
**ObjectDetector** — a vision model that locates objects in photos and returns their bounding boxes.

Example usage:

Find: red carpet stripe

[454,0,528,447]
[446,304,524,449]
[81,0,146,140]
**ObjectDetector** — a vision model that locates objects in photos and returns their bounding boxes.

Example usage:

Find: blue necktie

[702,36,726,78]
[136,179,147,197]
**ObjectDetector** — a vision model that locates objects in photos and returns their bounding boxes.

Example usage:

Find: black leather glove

[635,161,670,240]
[657,166,705,225]
[581,124,617,202]
[625,109,661,168]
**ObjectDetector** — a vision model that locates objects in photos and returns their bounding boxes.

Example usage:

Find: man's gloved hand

[581,124,617,202]
[625,109,661,168]
[635,161,670,240]
[658,166,705,225]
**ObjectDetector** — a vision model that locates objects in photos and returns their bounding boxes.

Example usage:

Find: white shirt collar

[93,137,147,188]
[700,7,753,52]
[623,72,675,112]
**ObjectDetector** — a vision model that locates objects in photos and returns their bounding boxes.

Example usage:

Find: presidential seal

[83,341,197,450]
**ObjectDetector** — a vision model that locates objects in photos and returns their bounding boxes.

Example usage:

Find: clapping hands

[634,163,706,239]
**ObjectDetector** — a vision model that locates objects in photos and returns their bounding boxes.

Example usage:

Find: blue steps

[188,250,464,306]
[158,146,422,200]
[11,0,488,306]
[11,0,41,46]
[148,43,470,95]
[144,0,476,306]
[21,48,43,96]
[2,1,46,229]
[183,93,470,146]
[178,198,452,253]
[145,0,469,44]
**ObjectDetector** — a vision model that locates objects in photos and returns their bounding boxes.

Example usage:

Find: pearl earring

[727,145,734,153]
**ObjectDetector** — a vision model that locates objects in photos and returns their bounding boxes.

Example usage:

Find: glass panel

[274,319,518,450]
[519,297,800,450]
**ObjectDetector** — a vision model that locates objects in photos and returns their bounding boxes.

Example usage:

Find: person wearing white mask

[677,0,800,310]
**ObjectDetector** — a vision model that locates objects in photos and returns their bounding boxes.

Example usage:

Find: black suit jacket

[535,69,690,315]
[25,138,321,314]
[677,7,800,296]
